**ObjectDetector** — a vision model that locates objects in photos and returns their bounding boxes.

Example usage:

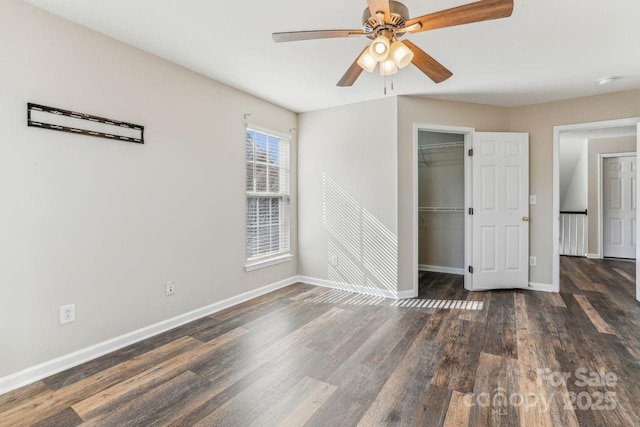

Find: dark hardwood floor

[1,257,639,426]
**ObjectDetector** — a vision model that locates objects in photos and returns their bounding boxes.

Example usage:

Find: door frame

[412,123,475,297]
[553,117,640,299]
[599,152,636,259]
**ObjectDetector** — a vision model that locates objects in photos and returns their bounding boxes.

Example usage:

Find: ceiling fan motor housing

[362,1,409,38]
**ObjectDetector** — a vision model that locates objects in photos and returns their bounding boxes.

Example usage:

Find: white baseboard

[418,264,465,275]
[586,253,601,259]
[298,276,398,299]
[528,282,556,293]
[0,275,300,396]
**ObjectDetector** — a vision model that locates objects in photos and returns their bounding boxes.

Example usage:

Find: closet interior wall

[418,131,465,273]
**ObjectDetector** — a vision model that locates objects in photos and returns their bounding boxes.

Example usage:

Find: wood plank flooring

[1,256,639,426]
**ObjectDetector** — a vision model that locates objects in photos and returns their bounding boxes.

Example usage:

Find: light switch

[529,195,537,205]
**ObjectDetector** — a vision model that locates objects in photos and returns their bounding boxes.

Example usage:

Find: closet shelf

[419,206,465,212]
[418,141,465,166]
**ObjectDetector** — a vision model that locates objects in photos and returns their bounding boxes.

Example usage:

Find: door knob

[522,216,529,222]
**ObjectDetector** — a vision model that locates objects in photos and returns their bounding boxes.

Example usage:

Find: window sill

[245,254,293,272]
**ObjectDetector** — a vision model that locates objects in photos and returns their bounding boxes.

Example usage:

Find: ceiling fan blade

[337,47,368,87]
[273,29,365,43]
[367,0,391,21]
[402,40,452,84]
[404,0,513,33]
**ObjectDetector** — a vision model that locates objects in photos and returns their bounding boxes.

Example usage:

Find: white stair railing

[559,210,588,256]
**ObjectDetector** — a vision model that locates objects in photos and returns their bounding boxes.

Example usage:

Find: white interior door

[603,155,636,259]
[471,132,529,290]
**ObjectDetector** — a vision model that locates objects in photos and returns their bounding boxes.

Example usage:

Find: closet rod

[419,206,465,212]
[419,141,464,151]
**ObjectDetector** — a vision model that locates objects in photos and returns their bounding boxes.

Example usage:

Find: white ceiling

[25,0,640,113]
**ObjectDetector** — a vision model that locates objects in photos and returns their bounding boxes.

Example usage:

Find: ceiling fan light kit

[370,34,391,60]
[380,58,399,76]
[389,40,413,69]
[273,0,514,87]
[358,35,413,76]
[357,49,377,73]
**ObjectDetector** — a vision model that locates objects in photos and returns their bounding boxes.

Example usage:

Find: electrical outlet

[166,281,175,296]
[331,255,339,266]
[529,256,537,267]
[59,304,75,325]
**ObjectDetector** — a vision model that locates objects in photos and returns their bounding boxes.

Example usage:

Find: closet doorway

[412,124,474,297]
[418,130,467,295]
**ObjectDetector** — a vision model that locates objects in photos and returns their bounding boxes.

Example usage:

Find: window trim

[245,254,293,272]
[244,124,292,271]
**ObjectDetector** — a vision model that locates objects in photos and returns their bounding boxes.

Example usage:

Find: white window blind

[245,126,291,266]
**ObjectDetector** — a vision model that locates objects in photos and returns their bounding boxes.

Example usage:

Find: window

[245,125,291,270]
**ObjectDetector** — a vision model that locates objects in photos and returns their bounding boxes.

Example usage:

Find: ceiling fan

[273,0,514,87]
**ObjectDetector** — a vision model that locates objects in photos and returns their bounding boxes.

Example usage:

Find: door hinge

[468,148,474,156]
[469,207,474,215]
[468,266,474,274]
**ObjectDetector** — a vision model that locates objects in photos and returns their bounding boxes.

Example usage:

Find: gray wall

[297,96,511,295]
[328,91,639,292]
[298,97,398,296]
[587,136,637,255]
[0,0,297,377]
